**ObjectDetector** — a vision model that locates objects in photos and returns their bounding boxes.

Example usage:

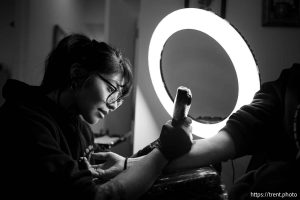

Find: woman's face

[75,73,124,124]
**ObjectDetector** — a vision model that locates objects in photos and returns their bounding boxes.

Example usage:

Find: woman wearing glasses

[0,34,192,200]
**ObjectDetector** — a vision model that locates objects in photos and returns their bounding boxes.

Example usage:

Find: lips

[97,108,108,116]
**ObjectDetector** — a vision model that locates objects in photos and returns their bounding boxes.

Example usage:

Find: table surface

[94,135,122,145]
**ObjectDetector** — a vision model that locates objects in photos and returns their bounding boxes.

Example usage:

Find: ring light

[148,8,260,138]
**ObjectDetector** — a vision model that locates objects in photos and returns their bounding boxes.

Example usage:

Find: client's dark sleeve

[221,70,288,157]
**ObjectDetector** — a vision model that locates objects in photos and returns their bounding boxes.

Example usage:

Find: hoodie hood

[2,79,45,104]
[2,79,79,123]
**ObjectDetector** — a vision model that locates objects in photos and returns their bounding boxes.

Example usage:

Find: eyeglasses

[96,73,123,105]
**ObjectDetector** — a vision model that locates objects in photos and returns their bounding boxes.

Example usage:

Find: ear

[70,63,86,80]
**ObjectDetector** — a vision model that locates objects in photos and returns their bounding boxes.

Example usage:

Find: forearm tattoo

[95,180,126,200]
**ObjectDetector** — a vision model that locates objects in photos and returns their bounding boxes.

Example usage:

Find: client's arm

[95,148,167,200]
[90,119,193,200]
[165,130,236,172]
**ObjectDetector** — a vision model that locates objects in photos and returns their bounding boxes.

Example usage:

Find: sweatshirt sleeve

[0,101,98,200]
[22,113,99,199]
[221,70,288,157]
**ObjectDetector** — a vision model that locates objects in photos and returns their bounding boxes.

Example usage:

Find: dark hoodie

[223,64,300,160]
[0,80,98,200]
[222,64,300,198]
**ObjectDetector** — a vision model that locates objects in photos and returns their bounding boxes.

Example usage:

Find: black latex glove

[157,117,193,160]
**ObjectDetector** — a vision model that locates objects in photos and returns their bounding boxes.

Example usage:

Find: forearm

[97,148,167,200]
[166,130,236,172]
[127,156,144,168]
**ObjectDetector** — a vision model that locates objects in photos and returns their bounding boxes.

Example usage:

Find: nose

[106,101,120,111]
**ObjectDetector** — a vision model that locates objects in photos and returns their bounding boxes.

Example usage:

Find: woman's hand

[158,117,193,160]
[82,151,126,180]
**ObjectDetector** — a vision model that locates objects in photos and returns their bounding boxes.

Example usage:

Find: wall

[133,0,300,189]
[81,0,105,41]
[227,0,300,83]
[15,0,105,85]
[0,0,17,77]
[102,0,139,156]
[0,0,17,105]
[133,0,183,152]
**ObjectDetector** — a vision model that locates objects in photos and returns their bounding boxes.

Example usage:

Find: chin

[83,115,100,124]
[90,117,100,124]
[91,120,99,125]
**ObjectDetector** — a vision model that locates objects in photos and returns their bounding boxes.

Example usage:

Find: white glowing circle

[148,8,260,138]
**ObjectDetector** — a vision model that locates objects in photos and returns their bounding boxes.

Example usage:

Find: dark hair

[41,34,133,98]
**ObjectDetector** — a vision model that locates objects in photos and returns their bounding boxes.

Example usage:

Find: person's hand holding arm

[124,128,235,173]
[82,152,126,180]
[89,117,193,200]
[83,152,146,179]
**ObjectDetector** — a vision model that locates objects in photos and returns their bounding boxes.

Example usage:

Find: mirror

[161,29,238,123]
